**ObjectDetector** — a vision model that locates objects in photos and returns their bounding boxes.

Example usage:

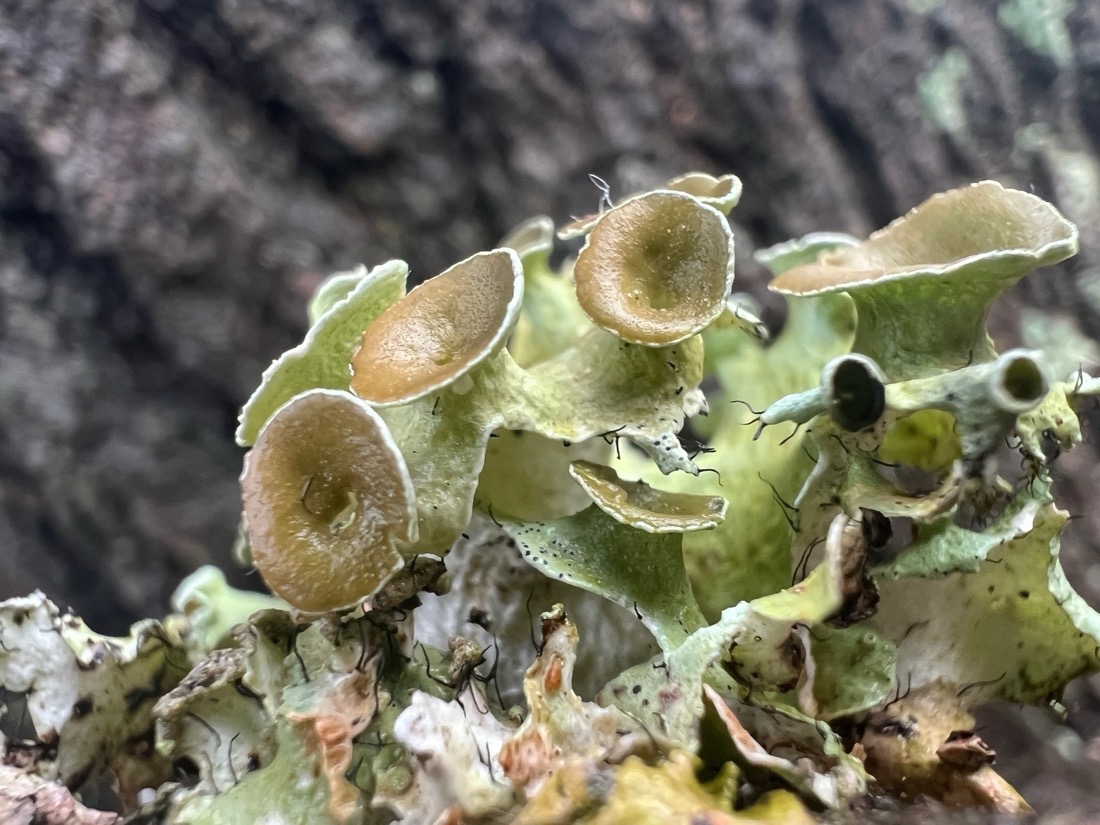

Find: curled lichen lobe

[350,249,523,405]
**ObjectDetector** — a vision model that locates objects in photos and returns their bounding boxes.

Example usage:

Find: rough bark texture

[2,0,1100,815]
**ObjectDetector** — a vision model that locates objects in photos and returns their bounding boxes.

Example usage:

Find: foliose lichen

[4,174,1099,822]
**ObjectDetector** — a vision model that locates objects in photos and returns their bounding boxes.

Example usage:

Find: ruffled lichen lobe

[771,181,1077,380]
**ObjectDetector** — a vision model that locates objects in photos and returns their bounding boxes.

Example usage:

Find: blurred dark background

[3,0,1100,815]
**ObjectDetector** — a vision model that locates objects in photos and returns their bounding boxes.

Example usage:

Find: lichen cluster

[3,174,1100,824]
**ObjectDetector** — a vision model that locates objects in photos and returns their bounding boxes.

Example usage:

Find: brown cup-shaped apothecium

[768,181,1076,380]
[351,248,524,405]
[241,389,416,614]
[569,460,727,533]
[574,191,734,346]
[769,181,1075,297]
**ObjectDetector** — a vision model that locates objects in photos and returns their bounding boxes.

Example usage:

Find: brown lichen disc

[241,389,416,614]
[350,249,523,405]
[574,191,734,346]
[770,181,1077,296]
[569,460,727,533]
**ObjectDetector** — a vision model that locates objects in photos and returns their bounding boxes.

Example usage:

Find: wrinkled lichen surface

[3,176,1099,823]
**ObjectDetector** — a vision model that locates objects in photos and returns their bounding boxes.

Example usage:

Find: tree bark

[2,0,1100,813]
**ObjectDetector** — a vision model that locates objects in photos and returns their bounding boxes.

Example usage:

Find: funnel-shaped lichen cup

[350,249,524,405]
[574,190,735,346]
[241,389,417,614]
[770,182,1077,381]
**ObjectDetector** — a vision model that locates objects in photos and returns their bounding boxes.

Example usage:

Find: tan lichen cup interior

[769,181,1076,295]
[569,460,727,533]
[351,248,524,405]
[574,191,734,346]
[241,389,416,614]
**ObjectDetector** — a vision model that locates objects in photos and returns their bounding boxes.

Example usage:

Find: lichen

[997,0,1073,69]
[0,593,189,805]
[917,48,970,138]
[5,175,1099,822]
[770,182,1077,380]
